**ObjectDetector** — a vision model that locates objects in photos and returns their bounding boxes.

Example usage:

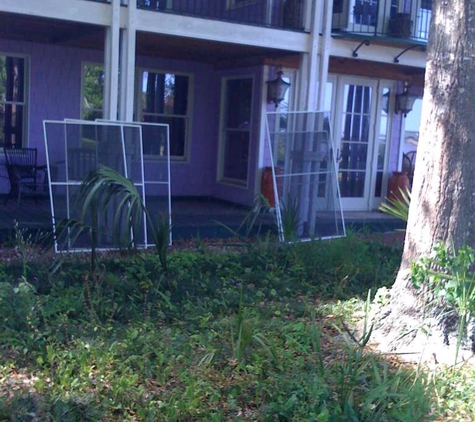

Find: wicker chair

[4,147,48,205]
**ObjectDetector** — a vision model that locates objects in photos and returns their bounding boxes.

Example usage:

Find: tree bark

[374,0,475,363]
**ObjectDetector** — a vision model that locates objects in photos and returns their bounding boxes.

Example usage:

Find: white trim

[135,67,194,162]
[105,0,121,120]
[397,112,406,172]
[135,10,310,52]
[369,80,396,210]
[119,0,137,121]
[1,0,113,26]
[303,0,322,111]
[316,0,332,110]
[217,74,255,189]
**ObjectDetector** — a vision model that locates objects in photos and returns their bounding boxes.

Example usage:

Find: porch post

[255,65,271,197]
[303,0,321,111]
[119,0,137,121]
[103,0,121,120]
[292,0,325,236]
[316,0,332,110]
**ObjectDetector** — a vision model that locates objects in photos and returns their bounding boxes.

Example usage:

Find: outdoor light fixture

[267,67,291,108]
[395,82,419,117]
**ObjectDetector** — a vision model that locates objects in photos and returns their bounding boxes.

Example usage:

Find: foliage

[379,188,411,222]
[411,242,475,365]
[280,195,300,242]
[0,235,466,420]
[77,165,170,272]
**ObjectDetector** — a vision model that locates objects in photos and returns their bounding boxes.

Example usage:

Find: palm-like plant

[379,188,411,222]
[77,165,170,271]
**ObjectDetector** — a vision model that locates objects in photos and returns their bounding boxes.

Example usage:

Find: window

[81,63,104,121]
[219,76,253,185]
[0,55,27,148]
[354,0,379,26]
[137,0,172,11]
[138,70,191,159]
[226,0,257,10]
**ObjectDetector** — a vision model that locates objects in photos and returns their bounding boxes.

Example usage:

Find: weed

[412,241,475,366]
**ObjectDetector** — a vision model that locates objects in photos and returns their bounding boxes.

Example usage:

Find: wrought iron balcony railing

[136,0,308,32]
[332,0,432,42]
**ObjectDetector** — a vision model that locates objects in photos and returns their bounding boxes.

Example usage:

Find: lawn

[0,233,474,421]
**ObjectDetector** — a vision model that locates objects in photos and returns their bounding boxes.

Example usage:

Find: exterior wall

[0,39,103,193]
[0,38,262,205]
[136,56,220,199]
[0,39,103,158]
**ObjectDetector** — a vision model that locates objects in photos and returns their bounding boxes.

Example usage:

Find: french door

[328,76,393,211]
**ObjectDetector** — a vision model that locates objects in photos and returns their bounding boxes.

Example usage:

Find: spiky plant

[379,187,411,222]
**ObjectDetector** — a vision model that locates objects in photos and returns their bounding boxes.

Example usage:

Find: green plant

[411,241,475,365]
[280,195,300,242]
[379,187,411,222]
[216,194,272,248]
[78,166,170,272]
[13,221,49,281]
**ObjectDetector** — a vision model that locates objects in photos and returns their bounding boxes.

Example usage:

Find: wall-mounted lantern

[395,82,419,117]
[267,68,291,109]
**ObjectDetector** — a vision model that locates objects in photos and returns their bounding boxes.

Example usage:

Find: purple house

[0,0,429,218]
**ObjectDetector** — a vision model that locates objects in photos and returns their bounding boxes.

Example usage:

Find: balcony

[136,0,308,32]
[332,0,432,43]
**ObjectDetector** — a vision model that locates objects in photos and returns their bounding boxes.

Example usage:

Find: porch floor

[0,195,405,244]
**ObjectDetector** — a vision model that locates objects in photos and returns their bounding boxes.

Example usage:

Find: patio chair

[4,147,48,205]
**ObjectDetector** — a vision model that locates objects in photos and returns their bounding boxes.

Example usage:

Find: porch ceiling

[0,12,104,48]
[135,31,300,67]
[329,57,426,86]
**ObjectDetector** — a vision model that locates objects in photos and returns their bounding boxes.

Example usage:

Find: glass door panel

[335,78,377,210]
[220,77,253,185]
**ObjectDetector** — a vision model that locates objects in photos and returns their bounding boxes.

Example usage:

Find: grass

[0,233,473,421]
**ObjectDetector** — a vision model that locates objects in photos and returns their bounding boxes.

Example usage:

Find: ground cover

[0,233,474,421]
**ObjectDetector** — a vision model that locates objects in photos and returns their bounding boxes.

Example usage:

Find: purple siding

[0,39,263,205]
[136,56,221,199]
[0,39,103,193]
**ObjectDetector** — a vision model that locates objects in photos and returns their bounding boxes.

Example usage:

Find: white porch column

[316,0,332,110]
[119,0,137,121]
[103,0,121,120]
[297,0,323,111]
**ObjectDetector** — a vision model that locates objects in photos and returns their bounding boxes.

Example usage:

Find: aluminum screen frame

[43,119,148,253]
[97,119,172,246]
[265,111,346,243]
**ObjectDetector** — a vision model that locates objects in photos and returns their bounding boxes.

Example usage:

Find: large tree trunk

[375,0,475,363]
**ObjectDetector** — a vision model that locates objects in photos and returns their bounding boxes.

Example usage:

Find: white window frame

[0,52,29,149]
[217,74,255,188]
[80,62,104,121]
[135,67,193,162]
